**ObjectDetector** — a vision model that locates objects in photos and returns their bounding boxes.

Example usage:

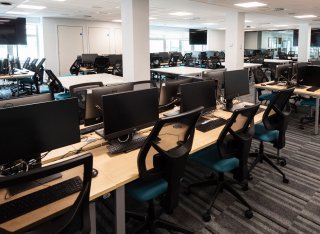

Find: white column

[121,0,149,82]
[224,11,245,71]
[298,23,311,62]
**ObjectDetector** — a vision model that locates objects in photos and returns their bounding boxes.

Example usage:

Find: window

[150,40,164,52]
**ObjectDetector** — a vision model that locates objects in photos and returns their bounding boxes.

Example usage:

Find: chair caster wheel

[280,160,286,167]
[247,174,253,181]
[202,211,211,222]
[245,210,253,219]
[283,178,289,184]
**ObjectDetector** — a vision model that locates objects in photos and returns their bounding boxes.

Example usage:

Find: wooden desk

[58,73,124,90]
[0,70,35,96]
[254,82,320,134]
[1,108,264,233]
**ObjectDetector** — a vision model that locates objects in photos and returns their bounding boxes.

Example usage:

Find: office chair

[182,53,194,67]
[94,56,109,73]
[253,68,274,103]
[112,60,123,76]
[278,52,288,60]
[168,54,180,67]
[248,88,295,183]
[0,153,93,234]
[126,107,203,234]
[27,58,38,71]
[70,82,104,122]
[22,57,31,69]
[186,104,260,222]
[206,56,223,69]
[150,56,161,69]
[45,69,71,100]
[299,98,317,129]
[70,56,81,75]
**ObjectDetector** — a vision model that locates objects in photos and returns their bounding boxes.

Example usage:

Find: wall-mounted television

[0,18,27,45]
[189,29,207,45]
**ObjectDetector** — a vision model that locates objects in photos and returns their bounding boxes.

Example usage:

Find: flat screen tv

[0,18,27,45]
[189,29,207,45]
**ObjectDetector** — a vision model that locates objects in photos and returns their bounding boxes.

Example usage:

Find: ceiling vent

[273,8,285,11]
[0,2,12,5]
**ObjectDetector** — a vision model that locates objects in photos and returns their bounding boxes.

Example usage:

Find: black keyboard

[196,118,228,132]
[0,176,83,224]
[107,136,147,154]
[80,122,104,135]
[306,86,320,92]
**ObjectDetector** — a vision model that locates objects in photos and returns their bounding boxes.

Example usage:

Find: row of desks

[1,106,265,233]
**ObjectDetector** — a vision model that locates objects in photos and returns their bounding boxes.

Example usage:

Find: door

[57,25,84,75]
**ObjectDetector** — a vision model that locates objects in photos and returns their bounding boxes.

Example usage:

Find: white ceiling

[1,0,320,30]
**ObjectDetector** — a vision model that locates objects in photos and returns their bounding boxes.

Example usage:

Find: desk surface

[59,73,125,89]
[263,59,292,64]
[150,66,212,75]
[0,70,34,80]
[221,62,262,69]
[0,106,265,231]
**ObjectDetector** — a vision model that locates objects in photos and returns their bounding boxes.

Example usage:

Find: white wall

[42,17,122,75]
[244,31,259,49]
[207,30,225,51]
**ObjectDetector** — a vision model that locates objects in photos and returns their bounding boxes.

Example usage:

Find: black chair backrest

[22,57,31,69]
[28,58,38,71]
[137,107,203,211]
[217,104,260,180]
[0,153,93,234]
[263,88,295,148]
[253,68,269,84]
[150,56,161,68]
[70,57,81,75]
[94,56,110,73]
[206,56,222,69]
[14,57,21,69]
[45,69,65,95]
[112,60,123,76]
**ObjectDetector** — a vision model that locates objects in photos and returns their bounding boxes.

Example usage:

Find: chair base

[187,175,253,222]
[126,200,193,234]
[248,142,289,183]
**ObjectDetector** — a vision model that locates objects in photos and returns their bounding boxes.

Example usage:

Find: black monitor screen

[0,18,27,45]
[0,93,52,108]
[189,29,207,45]
[180,80,216,113]
[0,98,80,165]
[224,69,249,100]
[85,83,133,126]
[300,65,320,86]
[102,88,159,140]
[82,53,98,65]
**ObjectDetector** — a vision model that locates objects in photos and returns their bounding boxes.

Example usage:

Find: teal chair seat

[190,145,239,173]
[19,78,34,84]
[258,92,274,102]
[300,98,316,107]
[127,179,168,203]
[39,85,50,93]
[54,92,71,100]
[254,122,279,142]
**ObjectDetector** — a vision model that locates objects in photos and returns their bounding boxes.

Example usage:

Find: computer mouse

[92,168,99,178]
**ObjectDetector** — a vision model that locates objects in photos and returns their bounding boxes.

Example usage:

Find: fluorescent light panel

[17,4,46,10]
[112,19,122,22]
[294,15,317,19]
[6,11,30,15]
[234,2,267,8]
[169,12,193,16]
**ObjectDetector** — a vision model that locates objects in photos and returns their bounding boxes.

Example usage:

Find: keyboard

[80,122,104,135]
[196,118,228,132]
[107,136,148,154]
[306,86,320,92]
[0,176,83,224]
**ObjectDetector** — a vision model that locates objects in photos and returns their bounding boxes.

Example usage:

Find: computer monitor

[0,93,52,108]
[81,53,98,66]
[84,83,133,126]
[0,98,80,166]
[298,65,320,87]
[180,80,216,113]
[159,78,195,107]
[224,69,250,110]
[275,64,291,81]
[102,87,159,140]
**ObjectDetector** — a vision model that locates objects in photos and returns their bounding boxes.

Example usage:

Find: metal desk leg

[315,97,319,135]
[115,186,125,234]
[90,202,96,234]
[254,88,257,104]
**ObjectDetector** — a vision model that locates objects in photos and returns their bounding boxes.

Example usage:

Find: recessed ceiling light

[294,15,317,19]
[6,11,30,15]
[202,23,217,25]
[275,24,288,27]
[149,17,157,20]
[52,0,66,1]
[169,12,193,16]
[112,19,122,23]
[17,4,46,10]
[245,20,252,23]
[234,2,267,8]
[217,28,226,30]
